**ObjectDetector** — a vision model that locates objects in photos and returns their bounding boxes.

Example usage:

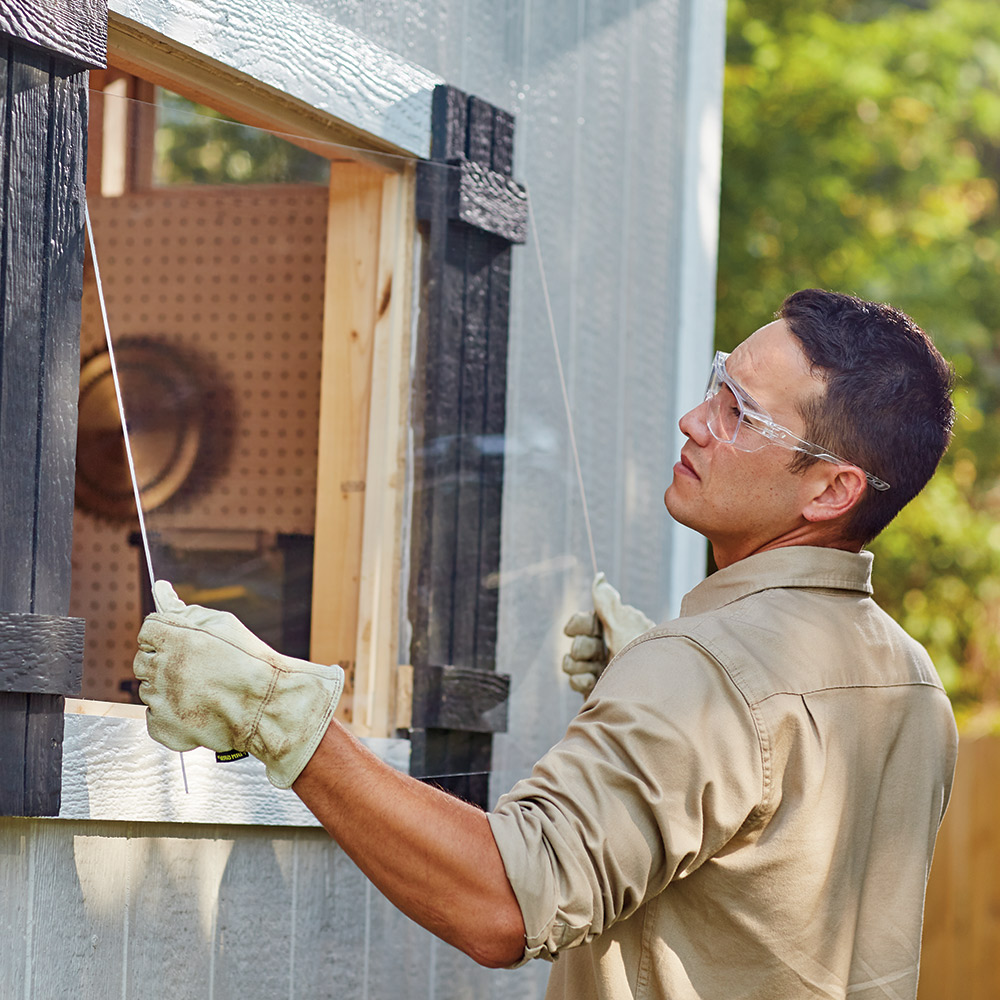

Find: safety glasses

[704,351,890,492]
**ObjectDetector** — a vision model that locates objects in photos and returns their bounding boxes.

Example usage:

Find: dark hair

[779,289,955,544]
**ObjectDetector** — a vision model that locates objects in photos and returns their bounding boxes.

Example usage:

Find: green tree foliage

[153,90,329,186]
[720,0,1000,728]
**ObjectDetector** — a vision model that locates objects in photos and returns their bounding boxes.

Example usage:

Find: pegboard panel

[71,509,144,700]
[71,184,329,700]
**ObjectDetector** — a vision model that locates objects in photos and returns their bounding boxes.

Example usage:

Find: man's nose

[678,398,712,445]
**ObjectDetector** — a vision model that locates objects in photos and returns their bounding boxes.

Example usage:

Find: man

[134,289,958,998]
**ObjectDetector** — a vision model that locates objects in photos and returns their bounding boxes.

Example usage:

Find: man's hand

[133,580,344,788]
[561,572,655,694]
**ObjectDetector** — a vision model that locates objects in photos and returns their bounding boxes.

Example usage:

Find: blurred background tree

[153,89,329,186]
[719,0,1000,729]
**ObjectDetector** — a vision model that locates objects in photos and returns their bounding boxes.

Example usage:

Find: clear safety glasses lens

[704,363,768,453]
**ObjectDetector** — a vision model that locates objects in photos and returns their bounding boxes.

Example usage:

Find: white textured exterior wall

[2,2,726,998]
[1,816,538,1000]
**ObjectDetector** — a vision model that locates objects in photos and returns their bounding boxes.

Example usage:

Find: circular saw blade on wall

[75,339,210,520]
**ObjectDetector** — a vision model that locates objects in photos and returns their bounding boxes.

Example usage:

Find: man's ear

[802,465,868,524]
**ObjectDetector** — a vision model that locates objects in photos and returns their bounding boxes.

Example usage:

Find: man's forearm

[293,719,526,968]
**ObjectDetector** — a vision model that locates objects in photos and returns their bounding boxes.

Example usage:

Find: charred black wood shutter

[0,1,106,816]
[409,85,526,808]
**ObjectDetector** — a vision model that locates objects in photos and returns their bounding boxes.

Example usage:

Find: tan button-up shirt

[489,546,958,999]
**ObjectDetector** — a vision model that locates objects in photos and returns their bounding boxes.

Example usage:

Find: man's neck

[711,529,863,570]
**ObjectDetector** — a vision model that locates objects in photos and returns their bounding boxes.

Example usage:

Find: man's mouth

[673,452,700,482]
[680,453,699,478]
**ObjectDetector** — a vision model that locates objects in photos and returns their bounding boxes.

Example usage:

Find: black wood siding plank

[0,45,9,396]
[0,692,27,814]
[408,170,439,671]
[0,40,86,816]
[474,247,511,670]
[421,221,468,666]
[0,612,84,693]
[409,728,491,807]
[410,87,522,808]
[455,160,527,244]
[450,231,493,666]
[0,43,22,817]
[465,96,494,167]
[410,158,467,669]
[0,0,107,70]
[491,108,515,177]
[430,85,467,163]
[411,665,509,733]
[23,693,62,814]
[33,58,84,616]
[0,44,49,613]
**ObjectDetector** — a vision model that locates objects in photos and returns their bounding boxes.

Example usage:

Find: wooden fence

[919,735,1000,998]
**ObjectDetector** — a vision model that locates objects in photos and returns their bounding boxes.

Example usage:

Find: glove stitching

[244,667,281,754]
[274,668,345,789]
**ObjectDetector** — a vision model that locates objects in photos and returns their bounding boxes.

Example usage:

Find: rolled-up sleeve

[487,634,765,965]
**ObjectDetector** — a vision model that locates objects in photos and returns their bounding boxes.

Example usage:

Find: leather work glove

[134,580,345,789]
[562,572,655,695]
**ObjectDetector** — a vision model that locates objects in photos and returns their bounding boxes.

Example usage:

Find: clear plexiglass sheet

[71,81,703,798]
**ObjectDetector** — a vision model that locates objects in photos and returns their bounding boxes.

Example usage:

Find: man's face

[664,319,830,567]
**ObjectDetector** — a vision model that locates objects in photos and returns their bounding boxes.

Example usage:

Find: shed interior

[70,67,414,738]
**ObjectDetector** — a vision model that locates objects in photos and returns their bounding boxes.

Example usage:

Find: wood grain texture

[0,0,107,69]
[0,818,29,995]
[289,833,370,997]
[411,665,510,733]
[454,158,527,243]
[107,0,441,157]
[475,246,511,671]
[22,695,63,815]
[310,164,383,723]
[0,612,84,693]
[0,42,48,613]
[919,735,1000,1000]
[0,693,28,814]
[351,167,415,737]
[430,82,467,161]
[490,106,514,176]
[0,40,87,817]
[409,160,465,670]
[450,229,493,668]
[213,835,296,999]
[31,59,85,617]
[31,822,129,995]
[59,708,410,825]
[1,816,541,1000]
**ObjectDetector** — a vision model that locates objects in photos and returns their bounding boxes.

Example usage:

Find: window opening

[72,69,406,729]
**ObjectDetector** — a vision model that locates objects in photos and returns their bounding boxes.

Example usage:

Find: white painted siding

[107,0,442,155]
[1,816,546,999]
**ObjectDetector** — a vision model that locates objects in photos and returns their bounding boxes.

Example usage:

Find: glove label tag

[215,749,250,763]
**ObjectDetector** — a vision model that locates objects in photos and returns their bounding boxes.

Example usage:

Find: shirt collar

[680,546,874,618]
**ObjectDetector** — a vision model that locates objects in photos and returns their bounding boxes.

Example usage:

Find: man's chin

[664,482,704,532]
[663,482,687,520]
